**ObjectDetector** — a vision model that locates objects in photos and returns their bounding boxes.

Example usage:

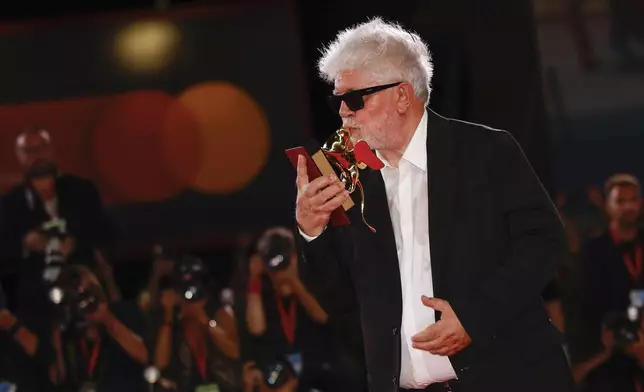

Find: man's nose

[338,101,354,118]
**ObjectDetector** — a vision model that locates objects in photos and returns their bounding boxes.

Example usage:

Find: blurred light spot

[91,90,187,202]
[176,82,270,194]
[114,20,180,73]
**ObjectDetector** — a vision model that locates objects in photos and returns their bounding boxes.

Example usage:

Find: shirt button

[391,376,398,385]
[392,327,398,335]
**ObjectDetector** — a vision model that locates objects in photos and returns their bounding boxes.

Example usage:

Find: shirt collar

[376,110,428,171]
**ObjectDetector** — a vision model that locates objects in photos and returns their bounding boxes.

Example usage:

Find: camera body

[174,255,209,302]
[262,234,294,272]
[41,217,68,284]
[605,290,644,349]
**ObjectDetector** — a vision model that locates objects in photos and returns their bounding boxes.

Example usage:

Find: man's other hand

[295,154,348,237]
[411,296,472,356]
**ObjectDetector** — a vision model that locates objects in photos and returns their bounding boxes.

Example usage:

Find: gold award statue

[320,128,384,233]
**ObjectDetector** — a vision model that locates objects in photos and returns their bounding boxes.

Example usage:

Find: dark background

[0,0,550,289]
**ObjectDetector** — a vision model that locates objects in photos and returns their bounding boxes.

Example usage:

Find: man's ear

[396,83,414,114]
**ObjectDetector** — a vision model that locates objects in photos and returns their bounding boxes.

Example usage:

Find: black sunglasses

[326,82,402,113]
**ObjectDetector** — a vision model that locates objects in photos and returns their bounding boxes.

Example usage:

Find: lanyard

[610,227,643,282]
[275,293,297,346]
[79,338,101,379]
[181,321,208,380]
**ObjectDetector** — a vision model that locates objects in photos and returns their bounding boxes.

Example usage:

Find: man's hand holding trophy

[286,128,384,234]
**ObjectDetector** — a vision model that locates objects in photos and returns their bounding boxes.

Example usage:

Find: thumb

[421,295,447,311]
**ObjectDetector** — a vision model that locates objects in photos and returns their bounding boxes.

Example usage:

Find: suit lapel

[426,109,455,300]
[358,166,402,317]
[359,168,399,266]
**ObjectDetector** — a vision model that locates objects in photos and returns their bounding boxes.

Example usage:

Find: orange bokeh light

[176,82,270,194]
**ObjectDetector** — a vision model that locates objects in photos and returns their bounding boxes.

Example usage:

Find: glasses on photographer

[326,82,402,113]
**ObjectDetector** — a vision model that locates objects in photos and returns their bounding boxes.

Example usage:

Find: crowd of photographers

[2,127,644,392]
[0,128,362,392]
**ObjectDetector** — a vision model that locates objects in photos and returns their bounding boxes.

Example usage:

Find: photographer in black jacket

[0,127,119,331]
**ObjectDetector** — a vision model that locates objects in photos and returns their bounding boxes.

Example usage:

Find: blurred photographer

[0,127,118,332]
[53,265,148,392]
[152,255,241,392]
[245,227,342,391]
[573,174,644,391]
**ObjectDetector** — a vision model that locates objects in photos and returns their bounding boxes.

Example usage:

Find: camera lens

[49,287,64,304]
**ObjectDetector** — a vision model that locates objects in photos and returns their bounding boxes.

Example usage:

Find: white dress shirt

[377,111,456,388]
[300,110,456,388]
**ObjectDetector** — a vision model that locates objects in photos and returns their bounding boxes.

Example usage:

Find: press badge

[0,381,17,392]
[287,352,303,376]
[195,383,220,392]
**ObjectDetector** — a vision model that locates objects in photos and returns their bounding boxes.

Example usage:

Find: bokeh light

[91,90,186,202]
[176,82,271,194]
[114,20,180,73]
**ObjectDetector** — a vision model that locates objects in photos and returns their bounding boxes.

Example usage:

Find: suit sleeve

[450,131,567,347]
[296,226,359,326]
[574,242,604,360]
[78,180,115,249]
[0,193,25,276]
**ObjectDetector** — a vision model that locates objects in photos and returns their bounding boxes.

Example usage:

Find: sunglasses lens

[326,95,342,113]
[344,94,364,111]
[326,93,365,113]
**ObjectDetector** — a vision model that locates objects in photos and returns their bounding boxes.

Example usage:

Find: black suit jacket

[299,110,574,392]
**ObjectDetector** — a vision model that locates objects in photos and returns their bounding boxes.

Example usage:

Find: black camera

[41,217,68,285]
[261,233,294,271]
[53,267,106,328]
[174,255,208,302]
[256,357,296,390]
[605,290,644,349]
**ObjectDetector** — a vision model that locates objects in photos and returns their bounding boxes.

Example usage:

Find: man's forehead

[16,131,50,148]
[333,70,370,94]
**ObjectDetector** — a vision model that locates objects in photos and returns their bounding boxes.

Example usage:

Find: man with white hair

[295,18,573,392]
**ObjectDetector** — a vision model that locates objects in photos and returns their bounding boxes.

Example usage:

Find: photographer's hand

[90,303,149,364]
[23,230,48,253]
[0,309,39,356]
[272,258,328,324]
[60,236,75,258]
[242,361,263,392]
[571,327,614,383]
[182,300,240,359]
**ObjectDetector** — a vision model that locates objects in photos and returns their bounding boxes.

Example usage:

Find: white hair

[16,127,52,149]
[318,17,434,105]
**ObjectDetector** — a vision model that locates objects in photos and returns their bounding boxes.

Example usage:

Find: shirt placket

[399,162,422,383]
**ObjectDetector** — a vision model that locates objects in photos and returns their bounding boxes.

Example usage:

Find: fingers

[412,332,461,356]
[316,189,350,213]
[303,174,339,198]
[421,296,448,311]
[411,323,443,343]
[311,180,346,207]
[296,155,309,191]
